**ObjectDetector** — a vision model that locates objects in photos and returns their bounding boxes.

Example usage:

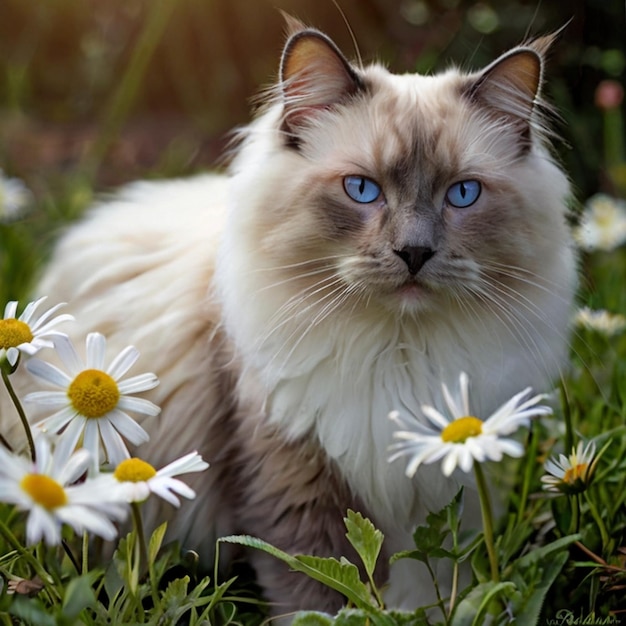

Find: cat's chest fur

[226,262,564,538]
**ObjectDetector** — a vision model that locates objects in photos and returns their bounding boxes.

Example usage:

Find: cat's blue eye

[446,180,481,208]
[343,176,381,204]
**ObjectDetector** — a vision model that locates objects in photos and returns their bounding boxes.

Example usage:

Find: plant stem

[0,431,13,452]
[473,463,499,582]
[1,367,36,463]
[131,502,149,572]
[449,560,459,616]
[424,557,447,621]
[0,519,60,601]
[82,531,89,575]
[61,538,81,575]
[569,494,580,535]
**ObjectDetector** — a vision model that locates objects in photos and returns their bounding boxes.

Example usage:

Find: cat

[2,17,576,616]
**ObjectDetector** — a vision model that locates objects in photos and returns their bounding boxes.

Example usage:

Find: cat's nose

[393,245,435,275]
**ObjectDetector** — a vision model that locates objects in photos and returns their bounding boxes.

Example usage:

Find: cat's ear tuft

[467,47,543,123]
[279,29,363,138]
[464,41,554,147]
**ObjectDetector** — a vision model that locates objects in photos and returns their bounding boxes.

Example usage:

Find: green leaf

[9,596,57,626]
[387,608,431,626]
[292,611,335,626]
[344,510,384,579]
[335,607,402,626]
[296,555,373,608]
[148,521,168,564]
[61,572,98,619]
[392,489,466,566]
[219,535,376,610]
[450,581,516,626]
[507,534,580,624]
[445,487,465,536]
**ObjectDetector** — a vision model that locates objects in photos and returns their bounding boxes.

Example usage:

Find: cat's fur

[2,21,576,615]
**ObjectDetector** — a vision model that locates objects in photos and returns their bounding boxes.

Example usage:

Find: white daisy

[0,435,128,545]
[573,194,626,252]
[0,169,32,222]
[574,306,626,336]
[104,452,209,507]
[388,372,552,478]
[541,440,598,495]
[24,332,160,468]
[0,297,73,368]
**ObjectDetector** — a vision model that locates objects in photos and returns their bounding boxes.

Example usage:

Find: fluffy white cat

[1,20,576,615]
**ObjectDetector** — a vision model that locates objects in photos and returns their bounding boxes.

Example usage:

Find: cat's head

[223,22,573,326]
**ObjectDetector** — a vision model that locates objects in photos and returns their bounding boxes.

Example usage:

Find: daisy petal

[86,333,106,370]
[25,390,72,407]
[106,345,140,380]
[83,420,101,469]
[18,297,45,323]
[442,448,461,476]
[116,395,161,417]
[157,452,209,477]
[107,409,150,445]
[34,405,80,435]
[53,334,84,375]
[441,381,462,419]
[149,482,182,507]
[54,417,88,465]
[26,359,73,388]
[7,347,19,366]
[26,506,59,545]
[421,405,450,430]
[4,301,18,319]
[117,373,159,395]
[99,418,131,465]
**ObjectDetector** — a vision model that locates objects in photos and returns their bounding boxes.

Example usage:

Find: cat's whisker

[477,274,559,328]
[253,276,346,355]
[254,266,339,294]
[265,281,355,371]
[249,253,350,274]
[253,272,349,350]
[482,259,573,300]
[467,279,560,379]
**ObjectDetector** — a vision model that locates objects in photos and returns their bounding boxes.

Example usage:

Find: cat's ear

[465,36,555,141]
[279,28,363,136]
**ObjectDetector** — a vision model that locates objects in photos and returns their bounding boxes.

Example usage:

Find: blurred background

[0,0,624,299]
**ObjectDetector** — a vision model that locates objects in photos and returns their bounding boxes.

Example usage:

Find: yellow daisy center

[563,463,589,484]
[68,369,120,418]
[441,416,483,443]
[20,474,68,510]
[0,319,33,349]
[114,458,157,483]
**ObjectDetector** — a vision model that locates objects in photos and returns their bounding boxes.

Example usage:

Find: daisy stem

[0,519,61,601]
[82,531,89,575]
[131,502,149,572]
[1,367,36,463]
[473,463,499,582]
[569,494,580,535]
[131,502,160,608]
